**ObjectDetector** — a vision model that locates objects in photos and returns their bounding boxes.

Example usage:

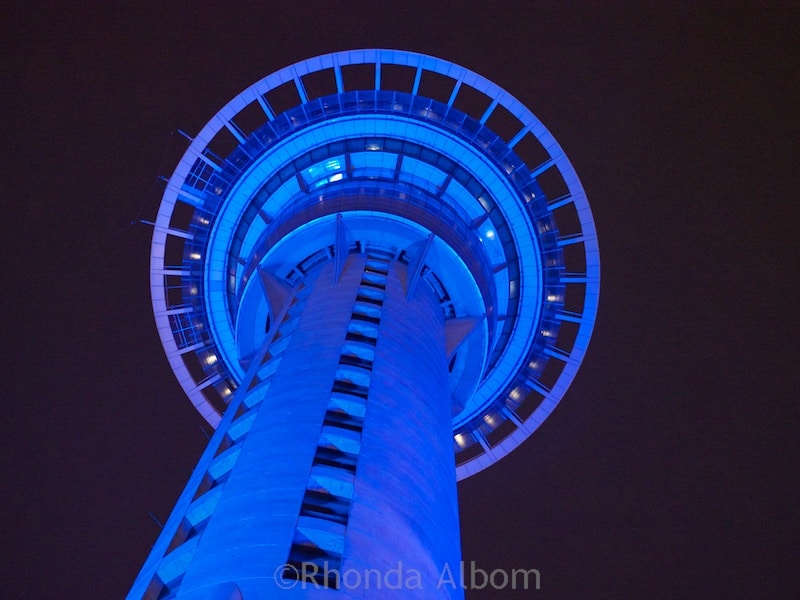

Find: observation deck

[150,49,599,480]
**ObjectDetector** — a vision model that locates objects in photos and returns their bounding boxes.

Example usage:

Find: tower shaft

[131,254,462,598]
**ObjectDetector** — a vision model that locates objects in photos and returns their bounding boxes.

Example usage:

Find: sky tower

[128,49,599,599]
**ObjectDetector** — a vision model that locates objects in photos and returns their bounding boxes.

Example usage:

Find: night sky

[3,3,798,598]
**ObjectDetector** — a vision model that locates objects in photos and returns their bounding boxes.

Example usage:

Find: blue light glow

[149,50,598,477]
[132,49,599,599]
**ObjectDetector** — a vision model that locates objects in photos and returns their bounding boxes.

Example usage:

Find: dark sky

[2,3,798,598]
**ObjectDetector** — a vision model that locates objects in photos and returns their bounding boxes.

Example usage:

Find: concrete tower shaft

[132,255,462,598]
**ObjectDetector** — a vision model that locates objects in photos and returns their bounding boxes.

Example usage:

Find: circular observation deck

[150,49,599,479]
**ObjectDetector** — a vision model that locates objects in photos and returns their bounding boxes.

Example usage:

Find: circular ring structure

[150,49,599,479]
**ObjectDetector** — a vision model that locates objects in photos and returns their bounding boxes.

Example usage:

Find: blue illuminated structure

[129,50,599,599]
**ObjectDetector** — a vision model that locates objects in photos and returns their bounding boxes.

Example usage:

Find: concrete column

[168,254,461,599]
